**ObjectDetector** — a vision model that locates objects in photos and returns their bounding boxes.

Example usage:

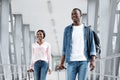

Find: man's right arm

[57,27,67,70]
[57,55,65,70]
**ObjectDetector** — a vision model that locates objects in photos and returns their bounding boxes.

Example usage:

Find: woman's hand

[48,69,52,74]
[27,68,34,72]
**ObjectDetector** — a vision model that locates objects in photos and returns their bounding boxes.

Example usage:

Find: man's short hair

[72,8,82,16]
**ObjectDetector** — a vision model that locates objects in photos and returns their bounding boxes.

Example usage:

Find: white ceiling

[11,0,87,56]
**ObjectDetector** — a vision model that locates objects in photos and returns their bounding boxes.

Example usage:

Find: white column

[14,14,23,80]
[87,0,98,29]
[99,0,111,79]
[106,0,117,55]
[115,10,120,77]
[1,0,12,80]
[99,0,111,80]
[99,0,111,58]
[93,0,99,32]
[0,0,3,79]
[23,24,31,67]
[114,13,120,54]
[29,31,35,63]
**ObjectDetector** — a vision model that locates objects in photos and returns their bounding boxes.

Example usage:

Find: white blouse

[30,41,52,70]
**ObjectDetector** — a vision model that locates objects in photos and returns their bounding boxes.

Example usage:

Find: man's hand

[90,60,95,71]
[55,64,66,71]
[90,55,96,71]
[55,55,66,71]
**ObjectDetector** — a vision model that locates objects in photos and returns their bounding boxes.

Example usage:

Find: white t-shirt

[70,24,87,61]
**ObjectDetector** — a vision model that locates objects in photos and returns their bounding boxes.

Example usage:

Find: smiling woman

[28,29,52,80]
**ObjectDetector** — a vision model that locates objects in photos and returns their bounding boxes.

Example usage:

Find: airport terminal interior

[0,0,120,80]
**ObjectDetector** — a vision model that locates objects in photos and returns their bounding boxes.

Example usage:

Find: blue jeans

[67,61,88,80]
[34,60,48,80]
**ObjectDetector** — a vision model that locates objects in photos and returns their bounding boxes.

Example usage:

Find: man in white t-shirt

[57,8,96,80]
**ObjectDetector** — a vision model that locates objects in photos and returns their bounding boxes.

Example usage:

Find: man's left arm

[89,28,96,71]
